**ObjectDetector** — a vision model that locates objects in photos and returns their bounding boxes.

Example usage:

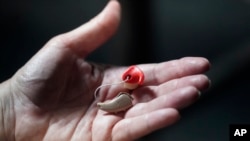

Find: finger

[46,0,121,57]
[156,74,211,93]
[137,57,210,86]
[112,108,180,141]
[126,86,200,118]
[132,74,210,101]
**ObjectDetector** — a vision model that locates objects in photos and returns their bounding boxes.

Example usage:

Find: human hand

[0,1,210,141]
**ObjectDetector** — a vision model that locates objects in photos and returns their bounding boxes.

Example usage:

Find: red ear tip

[122,65,144,85]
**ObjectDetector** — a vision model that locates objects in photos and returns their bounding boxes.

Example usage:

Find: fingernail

[208,79,212,89]
[197,90,202,97]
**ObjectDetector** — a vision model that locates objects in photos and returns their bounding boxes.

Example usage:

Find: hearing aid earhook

[94,77,129,99]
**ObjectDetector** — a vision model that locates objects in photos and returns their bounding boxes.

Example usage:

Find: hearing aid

[95,65,144,113]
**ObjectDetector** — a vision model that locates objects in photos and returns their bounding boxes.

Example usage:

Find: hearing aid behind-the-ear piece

[97,92,133,113]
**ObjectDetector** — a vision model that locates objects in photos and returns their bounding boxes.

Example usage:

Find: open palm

[2,1,210,141]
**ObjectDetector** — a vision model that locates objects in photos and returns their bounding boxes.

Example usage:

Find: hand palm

[4,1,210,141]
[11,44,134,141]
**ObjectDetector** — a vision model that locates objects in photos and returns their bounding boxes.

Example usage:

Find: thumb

[50,0,121,57]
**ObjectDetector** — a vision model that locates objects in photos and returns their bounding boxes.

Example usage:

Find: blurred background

[1,0,250,140]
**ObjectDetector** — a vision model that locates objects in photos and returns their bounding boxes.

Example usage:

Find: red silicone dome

[122,65,144,85]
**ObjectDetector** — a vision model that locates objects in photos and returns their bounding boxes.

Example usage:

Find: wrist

[0,79,13,141]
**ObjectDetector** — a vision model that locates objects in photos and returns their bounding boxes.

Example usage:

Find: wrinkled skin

[0,1,211,141]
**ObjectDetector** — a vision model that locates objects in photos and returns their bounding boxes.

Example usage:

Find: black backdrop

[1,0,250,140]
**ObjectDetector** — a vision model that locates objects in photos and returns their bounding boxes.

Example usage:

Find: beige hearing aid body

[97,92,133,113]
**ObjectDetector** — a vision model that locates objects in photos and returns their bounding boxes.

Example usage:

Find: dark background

[1,0,250,140]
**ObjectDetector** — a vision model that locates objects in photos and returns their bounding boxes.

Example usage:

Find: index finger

[138,57,210,86]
